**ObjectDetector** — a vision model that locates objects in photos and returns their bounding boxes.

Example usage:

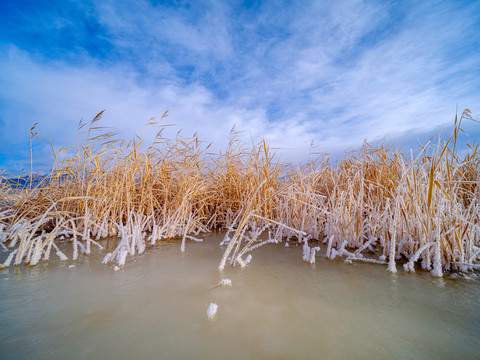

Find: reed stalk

[1,109,479,276]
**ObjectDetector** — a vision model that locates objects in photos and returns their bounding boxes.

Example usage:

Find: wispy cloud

[0,48,269,172]
[1,0,479,173]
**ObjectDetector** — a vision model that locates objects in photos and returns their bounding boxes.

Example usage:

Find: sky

[1,0,479,174]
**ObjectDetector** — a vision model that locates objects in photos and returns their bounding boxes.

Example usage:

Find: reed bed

[0,109,479,276]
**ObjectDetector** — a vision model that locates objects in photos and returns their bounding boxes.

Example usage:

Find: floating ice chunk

[207,303,218,320]
[245,254,252,265]
[218,279,232,286]
[68,265,75,269]
[113,266,120,271]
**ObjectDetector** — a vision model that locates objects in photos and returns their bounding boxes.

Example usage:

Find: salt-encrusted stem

[347,257,386,264]
[218,180,268,271]
[403,242,435,272]
[218,210,254,271]
[250,213,307,237]
[453,262,480,269]
[326,235,334,258]
[235,227,265,263]
[180,214,192,253]
[0,249,18,269]
[388,199,401,273]
[354,236,377,257]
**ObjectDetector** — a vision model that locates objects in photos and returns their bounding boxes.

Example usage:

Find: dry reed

[1,109,479,276]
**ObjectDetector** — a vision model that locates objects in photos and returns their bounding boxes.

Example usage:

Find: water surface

[1,233,479,359]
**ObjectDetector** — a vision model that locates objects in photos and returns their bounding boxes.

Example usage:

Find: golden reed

[1,109,478,276]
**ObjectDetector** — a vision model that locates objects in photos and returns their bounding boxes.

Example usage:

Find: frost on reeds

[1,109,479,276]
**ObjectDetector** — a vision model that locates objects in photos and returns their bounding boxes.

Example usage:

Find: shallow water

[1,232,479,360]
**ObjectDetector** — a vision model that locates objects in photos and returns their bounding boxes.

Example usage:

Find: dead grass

[1,109,479,276]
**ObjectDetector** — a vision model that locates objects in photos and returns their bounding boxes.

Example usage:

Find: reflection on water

[1,232,479,360]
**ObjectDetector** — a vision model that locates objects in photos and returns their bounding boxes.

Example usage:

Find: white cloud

[0,47,273,172]
[1,0,479,173]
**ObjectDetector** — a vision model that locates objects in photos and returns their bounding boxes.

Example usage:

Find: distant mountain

[1,174,49,189]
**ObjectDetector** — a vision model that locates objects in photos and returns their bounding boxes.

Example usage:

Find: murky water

[1,232,479,359]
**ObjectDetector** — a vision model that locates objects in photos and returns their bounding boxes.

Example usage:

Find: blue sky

[1,0,479,174]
